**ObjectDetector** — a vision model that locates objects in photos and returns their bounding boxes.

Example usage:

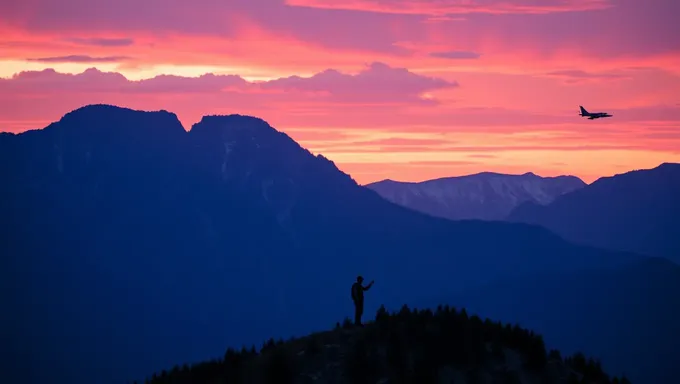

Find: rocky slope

[507,163,680,262]
[367,172,585,221]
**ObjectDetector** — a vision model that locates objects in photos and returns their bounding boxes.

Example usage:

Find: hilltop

[138,304,629,384]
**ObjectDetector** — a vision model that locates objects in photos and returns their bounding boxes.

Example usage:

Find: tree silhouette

[140,303,620,384]
[548,349,562,361]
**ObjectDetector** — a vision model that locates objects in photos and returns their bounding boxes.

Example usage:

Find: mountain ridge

[366,171,585,221]
[507,162,680,262]
[368,171,581,186]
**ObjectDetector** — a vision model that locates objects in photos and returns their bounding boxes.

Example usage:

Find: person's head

[357,275,364,283]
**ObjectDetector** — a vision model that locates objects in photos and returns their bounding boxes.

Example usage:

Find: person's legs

[354,301,364,326]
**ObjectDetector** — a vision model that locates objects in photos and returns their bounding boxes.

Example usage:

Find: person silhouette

[351,275,374,326]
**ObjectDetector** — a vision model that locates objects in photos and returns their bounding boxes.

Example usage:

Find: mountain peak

[194,114,271,129]
[186,112,358,202]
[64,103,173,117]
[189,113,295,151]
[656,162,680,170]
[56,104,185,137]
[190,114,287,139]
[370,178,407,186]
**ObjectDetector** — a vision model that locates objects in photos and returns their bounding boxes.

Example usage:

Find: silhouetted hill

[434,257,680,384]
[366,172,585,221]
[507,163,680,262]
[139,304,629,384]
[0,105,644,384]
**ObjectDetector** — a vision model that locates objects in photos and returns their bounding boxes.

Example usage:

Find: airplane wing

[588,116,596,120]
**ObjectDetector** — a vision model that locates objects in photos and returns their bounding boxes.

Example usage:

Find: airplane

[579,105,612,120]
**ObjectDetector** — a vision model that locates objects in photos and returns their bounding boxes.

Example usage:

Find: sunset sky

[1,0,679,184]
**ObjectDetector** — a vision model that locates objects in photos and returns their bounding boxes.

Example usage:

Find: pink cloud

[377,0,680,73]
[285,0,614,15]
[2,0,677,70]
[62,37,135,47]
[607,105,680,122]
[1,63,454,100]
[0,64,459,132]
[0,0,410,56]
[262,62,456,103]
[357,137,448,146]
[429,51,481,59]
[285,129,354,142]
[542,70,631,84]
[317,143,653,153]
[0,0,238,35]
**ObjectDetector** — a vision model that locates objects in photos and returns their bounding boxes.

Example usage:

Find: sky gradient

[1,0,679,184]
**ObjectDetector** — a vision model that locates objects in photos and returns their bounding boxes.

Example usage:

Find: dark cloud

[26,55,132,63]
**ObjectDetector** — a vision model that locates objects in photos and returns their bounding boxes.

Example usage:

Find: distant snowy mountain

[366,172,585,221]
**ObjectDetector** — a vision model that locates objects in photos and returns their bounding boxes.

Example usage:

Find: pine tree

[548,349,562,361]
[375,304,389,328]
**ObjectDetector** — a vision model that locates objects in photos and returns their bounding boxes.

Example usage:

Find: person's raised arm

[363,280,375,290]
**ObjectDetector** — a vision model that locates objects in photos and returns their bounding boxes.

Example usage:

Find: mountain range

[367,163,680,264]
[507,163,680,263]
[1,105,678,384]
[366,172,585,221]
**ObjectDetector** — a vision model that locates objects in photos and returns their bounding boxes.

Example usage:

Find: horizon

[6,102,672,185]
[2,0,679,184]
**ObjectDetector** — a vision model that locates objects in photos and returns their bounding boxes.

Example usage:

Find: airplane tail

[579,106,589,115]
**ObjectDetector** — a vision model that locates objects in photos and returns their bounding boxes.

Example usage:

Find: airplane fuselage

[581,112,612,119]
[579,106,612,119]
